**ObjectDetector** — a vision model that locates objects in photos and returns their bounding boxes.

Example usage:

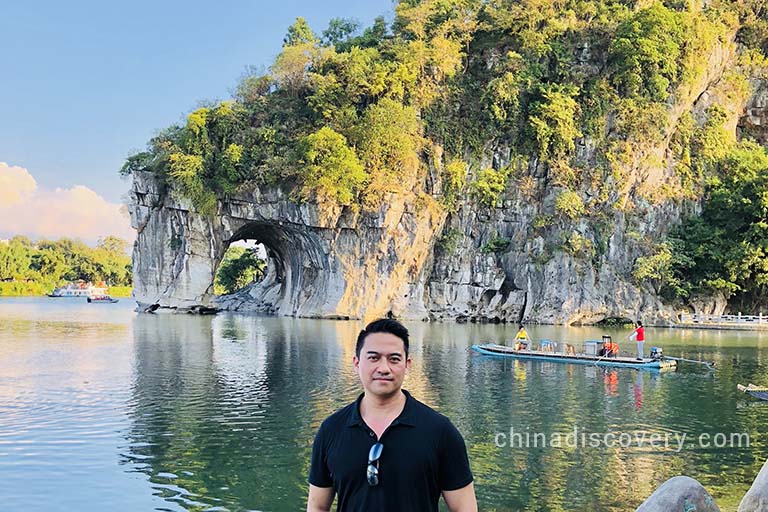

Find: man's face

[353,332,411,398]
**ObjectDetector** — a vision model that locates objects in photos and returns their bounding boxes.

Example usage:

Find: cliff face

[128,36,765,325]
[424,36,746,325]
[129,159,684,323]
[129,171,445,318]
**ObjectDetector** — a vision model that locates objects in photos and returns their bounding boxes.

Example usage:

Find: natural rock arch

[214,220,333,316]
[128,170,445,319]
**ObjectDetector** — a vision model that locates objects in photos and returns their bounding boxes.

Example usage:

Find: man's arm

[307,484,335,512]
[443,482,477,512]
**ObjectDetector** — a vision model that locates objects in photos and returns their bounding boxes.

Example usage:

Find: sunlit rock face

[128,162,674,324]
[128,170,445,319]
[423,158,682,326]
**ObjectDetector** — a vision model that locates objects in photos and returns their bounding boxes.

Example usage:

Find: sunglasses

[367,442,384,486]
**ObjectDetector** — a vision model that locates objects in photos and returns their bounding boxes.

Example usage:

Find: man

[629,320,645,360]
[307,318,477,512]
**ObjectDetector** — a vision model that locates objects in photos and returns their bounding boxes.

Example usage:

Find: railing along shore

[678,313,768,330]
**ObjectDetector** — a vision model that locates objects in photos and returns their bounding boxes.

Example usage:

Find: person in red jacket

[628,321,645,360]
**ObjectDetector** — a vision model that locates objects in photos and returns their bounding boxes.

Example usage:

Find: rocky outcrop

[636,460,768,512]
[425,167,683,325]
[636,476,720,512]
[424,36,743,325]
[129,171,445,319]
[740,76,768,145]
[739,458,768,512]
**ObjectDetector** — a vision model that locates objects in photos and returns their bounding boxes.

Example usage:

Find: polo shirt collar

[346,389,417,428]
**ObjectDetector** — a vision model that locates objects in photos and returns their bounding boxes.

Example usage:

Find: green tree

[30,248,67,282]
[344,16,389,51]
[273,17,321,92]
[0,238,31,280]
[284,17,317,46]
[633,242,682,296]
[98,236,129,255]
[528,84,582,160]
[354,98,421,190]
[298,126,366,204]
[471,167,511,207]
[322,18,360,48]
[554,190,585,219]
[673,141,768,309]
[609,3,686,101]
[215,247,267,294]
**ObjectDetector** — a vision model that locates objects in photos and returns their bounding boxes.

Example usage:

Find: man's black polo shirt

[309,390,473,511]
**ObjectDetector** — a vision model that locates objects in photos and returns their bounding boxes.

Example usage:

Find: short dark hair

[637,320,643,327]
[355,318,410,358]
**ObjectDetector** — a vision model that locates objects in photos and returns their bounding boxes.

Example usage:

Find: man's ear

[353,355,360,369]
[405,356,412,370]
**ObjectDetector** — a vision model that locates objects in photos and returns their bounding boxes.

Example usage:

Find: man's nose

[376,361,391,374]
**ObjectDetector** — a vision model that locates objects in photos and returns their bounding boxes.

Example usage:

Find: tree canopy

[0,236,132,296]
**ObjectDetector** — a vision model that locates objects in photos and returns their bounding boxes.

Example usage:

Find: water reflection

[124,314,374,510]
[123,316,766,511]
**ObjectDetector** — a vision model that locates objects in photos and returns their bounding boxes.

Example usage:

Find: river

[0,297,766,511]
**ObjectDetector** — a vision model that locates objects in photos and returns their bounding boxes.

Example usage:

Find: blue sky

[0,0,392,205]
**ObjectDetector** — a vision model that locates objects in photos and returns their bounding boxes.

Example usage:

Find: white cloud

[0,163,37,207]
[0,162,135,244]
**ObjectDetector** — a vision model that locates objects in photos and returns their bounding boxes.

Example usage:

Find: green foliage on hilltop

[0,236,132,296]
[120,0,758,208]
[609,3,687,101]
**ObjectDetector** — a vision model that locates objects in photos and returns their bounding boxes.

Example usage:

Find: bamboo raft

[472,343,678,370]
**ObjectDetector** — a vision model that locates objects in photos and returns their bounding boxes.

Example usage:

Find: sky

[0,0,391,244]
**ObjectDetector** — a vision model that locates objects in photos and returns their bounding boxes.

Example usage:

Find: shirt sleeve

[438,419,473,491]
[308,423,333,488]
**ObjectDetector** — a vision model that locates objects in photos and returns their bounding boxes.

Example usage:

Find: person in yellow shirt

[513,324,529,350]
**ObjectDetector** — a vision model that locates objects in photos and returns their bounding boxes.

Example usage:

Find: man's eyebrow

[365,350,403,356]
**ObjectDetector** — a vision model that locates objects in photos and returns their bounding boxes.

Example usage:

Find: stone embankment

[637,458,768,511]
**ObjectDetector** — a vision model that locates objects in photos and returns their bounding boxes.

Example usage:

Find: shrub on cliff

[297,126,365,205]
